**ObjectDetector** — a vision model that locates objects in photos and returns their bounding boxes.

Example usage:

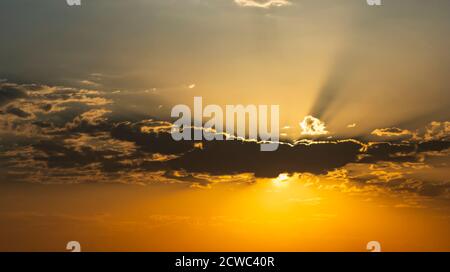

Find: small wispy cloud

[234,0,291,9]
[371,127,412,137]
[80,80,101,87]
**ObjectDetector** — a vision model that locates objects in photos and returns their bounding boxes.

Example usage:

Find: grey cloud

[0,84,27,107]
[5,106,32,118]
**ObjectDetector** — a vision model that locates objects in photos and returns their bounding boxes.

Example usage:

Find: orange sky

[0,0,449,252]
[1,175,449,252]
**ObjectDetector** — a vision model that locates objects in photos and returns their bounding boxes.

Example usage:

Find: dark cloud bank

[0,82,449,198]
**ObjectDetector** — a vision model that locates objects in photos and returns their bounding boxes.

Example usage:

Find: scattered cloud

[80,80,101,87]
[419,121,450,141]
[0,83,27,106]
[65,109,112,132]
[233,0,291,9]
[371,123,450,142]
[372,127,413,138]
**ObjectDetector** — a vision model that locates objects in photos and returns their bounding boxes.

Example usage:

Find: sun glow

[272,173,290,186]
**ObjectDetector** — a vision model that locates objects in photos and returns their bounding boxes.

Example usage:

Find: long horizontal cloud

[108,121,449,177]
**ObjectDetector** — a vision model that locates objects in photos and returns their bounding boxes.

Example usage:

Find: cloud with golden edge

[299,115,329,136]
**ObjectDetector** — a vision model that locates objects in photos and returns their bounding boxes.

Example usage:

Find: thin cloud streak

[233,0,291,9]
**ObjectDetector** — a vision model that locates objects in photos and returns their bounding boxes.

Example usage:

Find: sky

[0,0,449,251]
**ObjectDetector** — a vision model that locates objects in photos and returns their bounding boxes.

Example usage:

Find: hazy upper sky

[1,0,450,136]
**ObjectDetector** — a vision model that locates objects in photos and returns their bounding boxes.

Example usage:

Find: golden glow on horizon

[1,175,449,251]
[272,173,290,187]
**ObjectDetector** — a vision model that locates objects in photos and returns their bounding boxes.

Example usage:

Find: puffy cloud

[418,121,450,141]
[65,109,112,132]
[0,82,113,137]
[300,115,329,136]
